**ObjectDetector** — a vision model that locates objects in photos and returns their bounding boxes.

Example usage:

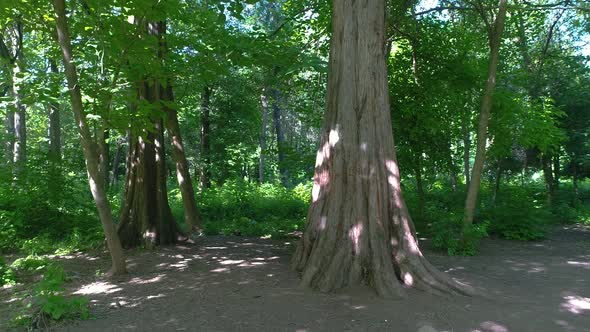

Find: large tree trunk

[463,0,508,226]
[200,86,212,189]
[163,84,202,232]
[98,127,109,190]
[53,0,126,275]
[271,88,288,187]
[117,82,180,248]
[259,90,269,183]
[292,0,471,298]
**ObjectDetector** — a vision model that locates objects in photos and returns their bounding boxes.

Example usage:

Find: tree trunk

[272,88,288,187]
[463,0,508,226]
[163,84,202,232]
[491,162,502,205]
[110,137,123,187]
[259,90,269,183]
[53,0,126,275]
[572,159,579,206]
[415,155,425,223]
[541,154,554,206]
[553,154,559,191]
[98,127,109,190]
[48,59,61,165]
[11,22,26,178]
[200,86,211,189]
[117,81,180,248]
[5,108,14,165]
[292,0,472,297]
[462,120,470,189]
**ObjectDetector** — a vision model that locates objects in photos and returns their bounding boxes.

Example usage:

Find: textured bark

[163,84,201,231]
[259,91,269,182]
[53,0,126,275]
[271,88,288,187]
[463,0,508,226]
[117,83,180,248]
[292,0,472,297]
[200,86,212,189]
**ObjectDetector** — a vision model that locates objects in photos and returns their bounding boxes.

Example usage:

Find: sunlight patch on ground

[220,259,245,265]
[567,260,590,268]
[471,321,508,332]
[75,281,122,295]
[129,275,163,285]
[561,295,590,314]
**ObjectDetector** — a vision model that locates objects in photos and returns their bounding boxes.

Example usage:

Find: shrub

[430,217,489,256]
[0,257,17,286]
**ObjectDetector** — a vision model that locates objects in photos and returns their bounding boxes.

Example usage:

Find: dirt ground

[3,225,590,331]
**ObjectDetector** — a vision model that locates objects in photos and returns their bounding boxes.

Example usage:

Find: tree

[463,0,508,227]
[52,0,126,275]
[292,0,471,297]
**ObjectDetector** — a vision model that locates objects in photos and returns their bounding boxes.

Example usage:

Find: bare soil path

[4,225,590,331]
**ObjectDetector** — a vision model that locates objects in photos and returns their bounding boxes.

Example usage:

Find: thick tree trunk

[463,0,508,226]
[259,91,269,183]
[117,82,180,248]
[272,88,288,187]
[53,0,126,275]
[163,84,201,231]
[553,154,559,191]
[200,86,212,189]
[292,0,472,297]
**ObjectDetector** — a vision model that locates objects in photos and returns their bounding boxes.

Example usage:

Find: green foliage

[12,264,89,328]
[11,255,50,273]
[198,180,308,237]
[431,217,489,256]
[0,256,17,286]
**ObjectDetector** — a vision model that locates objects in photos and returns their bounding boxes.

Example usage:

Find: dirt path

[5,225,590,331]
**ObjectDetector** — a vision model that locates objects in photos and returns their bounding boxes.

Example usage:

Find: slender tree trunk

[491,162,502,205]
[53,0,126,275]
[292,0,472,297]
[48,59,61,165]
[572,159,579,206]
[110,137,123,187]
[259,90,269,183]
[553,154,559,191]
[200,86,211,189]
[415,155,425,223]
[98,127,109,190]
[272,88,288,187]
[5,109,14,165]
[163,84,202,231]
[11,24,26,178]
[462,119,470,189]
[463,0,508,226]
[541,154,554,206]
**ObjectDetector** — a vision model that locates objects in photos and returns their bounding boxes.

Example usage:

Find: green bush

[430,217,489,256]
[198,180,308,238]
[0,256,17,286]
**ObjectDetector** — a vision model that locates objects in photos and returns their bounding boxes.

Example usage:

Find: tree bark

[10,22,26,178]
[53,0,126,275]
[463,0,508,226]
[117,81,180,248]
[462,119,470,189]
[491,162,502,205]
[552,154,559,191]
[272,88,288,187]
[110,137,123,187]
[541,154,554,206]
[163,84,202,232]
[415,155,425,223]
[48,59,61,165]
[259,90,269,183]
[292,0,472,297]
[98,127,109,190]
[200,86,212,189]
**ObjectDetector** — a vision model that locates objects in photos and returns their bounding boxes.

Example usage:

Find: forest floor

[2,225,590,332]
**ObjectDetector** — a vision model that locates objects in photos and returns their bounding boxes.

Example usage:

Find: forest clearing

[1,0,589,331]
